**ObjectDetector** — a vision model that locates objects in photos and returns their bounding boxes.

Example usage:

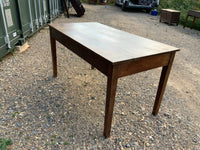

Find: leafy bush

[158,0,200,30]
[0,138,13,150]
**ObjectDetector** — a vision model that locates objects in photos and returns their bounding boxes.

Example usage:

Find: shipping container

[0,0,21,58]
[0,0,65,59]
[17,0,50,44]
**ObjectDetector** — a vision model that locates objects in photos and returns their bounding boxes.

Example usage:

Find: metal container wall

[17,0,50,44]
[48,0,64,22]
[0,0,21,58]
[0,0,64,58]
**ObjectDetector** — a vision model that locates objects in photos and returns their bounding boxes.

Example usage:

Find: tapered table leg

[50,36,57,77]
[91,65,95,70]
[183,15,189,28]
[191,17,196,29]
[152,52,175,115]
[104,68,118,138]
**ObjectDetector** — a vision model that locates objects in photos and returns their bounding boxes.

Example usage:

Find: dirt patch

[0,4,200,149]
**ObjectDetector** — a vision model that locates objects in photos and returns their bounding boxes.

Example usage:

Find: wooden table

[183,10,200,29]
[160,9,181,26]
[49,22,179,138]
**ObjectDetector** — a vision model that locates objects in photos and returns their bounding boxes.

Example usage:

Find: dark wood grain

[49,26,110,76]
[104,65,119,138]
[50,35,57,77]
[49,22,179,138]
[49,22,178,64]
[152,52,175,115]
[117,53,171,78]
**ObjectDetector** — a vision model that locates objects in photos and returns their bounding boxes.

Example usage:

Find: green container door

[48,0,63,22]
[58,0,64,14]
[42,0,50,24]
[17,0,33,43]
[17,0,49,44]
[0,0,64,58]
[0,0,21,58]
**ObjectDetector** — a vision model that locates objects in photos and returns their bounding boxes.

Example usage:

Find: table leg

[91,65,95,70]
[183,15,189,28]
[104,69,118,138]
[152,52,175,115]
[191,17,196,29]
[50,36,57,77]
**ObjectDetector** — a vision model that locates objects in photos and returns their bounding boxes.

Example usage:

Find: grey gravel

[0,3,200,149]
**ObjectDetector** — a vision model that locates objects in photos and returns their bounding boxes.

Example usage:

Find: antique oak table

[49,22,179,138]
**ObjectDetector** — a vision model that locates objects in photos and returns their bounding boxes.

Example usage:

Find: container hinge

[34,0,39,28]
[42,0,46,23]
[38,0,43,25]
[28,0,34,32]
[4,35,11,49]
[0,0,11,48]
[53,0,55,17]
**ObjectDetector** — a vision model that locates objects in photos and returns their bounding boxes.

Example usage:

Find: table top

[188,10,200,17]
[189,10,200,13]
[49,22,179,64]
[162,9,180,13]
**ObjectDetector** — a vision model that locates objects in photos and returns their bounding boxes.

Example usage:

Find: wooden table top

[162,9,180,13]
[188,10,200,17]
[49,22,179,64]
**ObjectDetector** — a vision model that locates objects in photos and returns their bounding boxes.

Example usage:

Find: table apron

[188,10,200,18]
[117,53,172,78]
[50,27,111,76]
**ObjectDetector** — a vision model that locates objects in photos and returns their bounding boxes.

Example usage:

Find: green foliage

[0,138,13,150]
[63,141,69,145]
[11,111,19,118]
[51,141,56,147]
[51,134,57,138]
[158,0,200,30]
[46,115,51,119]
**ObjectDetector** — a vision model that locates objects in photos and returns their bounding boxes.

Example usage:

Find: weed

[83,82,88,86]
[51,141,56,147]
[62,87,67,91]
[56,104,60,107]
[51,134,57,138]
[69,134,73,137]
[46,115,51,119]
[19,131,23,136]
[12,111,19,118]
[11,48,17,57]
[25,136,30,140]
[0,138,13,150]
[63,141,69,145]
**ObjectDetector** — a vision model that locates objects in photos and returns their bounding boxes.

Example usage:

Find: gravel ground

[0,4,200,150]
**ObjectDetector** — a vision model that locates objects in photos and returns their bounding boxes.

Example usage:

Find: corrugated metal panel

[0,0,64,59]
[0,0,21,58]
